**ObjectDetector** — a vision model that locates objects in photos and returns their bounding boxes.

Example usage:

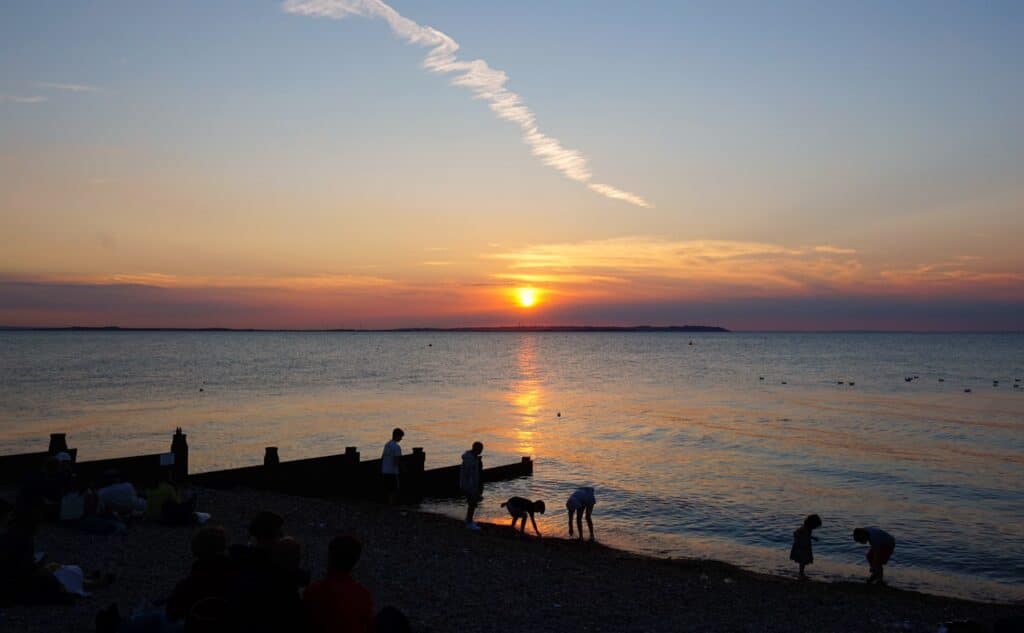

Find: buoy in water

[964,388,972,393]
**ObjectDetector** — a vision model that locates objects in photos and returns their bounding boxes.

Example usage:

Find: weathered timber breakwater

[0,430,533,502]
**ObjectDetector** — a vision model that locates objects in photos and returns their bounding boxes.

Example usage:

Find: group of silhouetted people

[440,433,894,584]
[1,454,207,607]
[790,513,896,583]
[93,510,408,633]
[383,431,599,541]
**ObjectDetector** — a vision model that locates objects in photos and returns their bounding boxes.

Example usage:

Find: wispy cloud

[8,272,397,292]
[489,237,1024,302]
[282,0,651,208]
[0,94,47,104]
[35,82,99,93]
[489,237,862,300]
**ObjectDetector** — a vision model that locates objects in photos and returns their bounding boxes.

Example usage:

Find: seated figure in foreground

[304,535,374,633]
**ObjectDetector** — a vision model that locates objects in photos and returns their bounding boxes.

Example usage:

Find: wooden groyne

[0,430,533,502]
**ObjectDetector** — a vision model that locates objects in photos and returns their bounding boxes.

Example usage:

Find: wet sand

[2,487,1021,632]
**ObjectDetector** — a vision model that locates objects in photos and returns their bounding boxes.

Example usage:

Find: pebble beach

[2,486,1021,633]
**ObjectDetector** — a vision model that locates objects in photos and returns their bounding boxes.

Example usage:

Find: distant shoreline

[0,325,730,333]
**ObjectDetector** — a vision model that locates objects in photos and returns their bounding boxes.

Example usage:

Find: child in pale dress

[789,514,822,579]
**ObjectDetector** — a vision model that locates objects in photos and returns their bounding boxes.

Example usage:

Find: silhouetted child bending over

[567,487,596,541]
[853,526,895,584]
[789,514,822,580]
[500,497,545,538]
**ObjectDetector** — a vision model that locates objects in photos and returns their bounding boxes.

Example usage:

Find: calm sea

[1,332,1022,602]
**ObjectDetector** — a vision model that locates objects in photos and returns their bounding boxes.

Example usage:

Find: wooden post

[48,433,69,455]
[171,428,189,481]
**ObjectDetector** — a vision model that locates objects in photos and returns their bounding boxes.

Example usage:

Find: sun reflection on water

[507,335,544,457]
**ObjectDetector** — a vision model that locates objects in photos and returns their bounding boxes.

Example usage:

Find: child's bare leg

[576,511,584,539]
[585,505,594,540]
[798,563,806,579]
[567,509,574,536]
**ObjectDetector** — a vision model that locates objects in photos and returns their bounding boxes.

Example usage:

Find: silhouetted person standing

[460,441,484,530]
[790,514,822,580]
[381,428,404,505]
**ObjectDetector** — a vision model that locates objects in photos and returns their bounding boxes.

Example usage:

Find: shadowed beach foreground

[3,487,1021,633]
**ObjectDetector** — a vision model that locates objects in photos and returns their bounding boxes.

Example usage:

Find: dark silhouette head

[803,514,822,530]
[248,511,284,546]
[853,528,869,543]
[392,428,404,441]
[533,500,546,514]
[472,441,484,455]
[192,526,229,560]
[328,535,362,573]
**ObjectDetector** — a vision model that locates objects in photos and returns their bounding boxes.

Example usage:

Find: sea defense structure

[0,430,533,503]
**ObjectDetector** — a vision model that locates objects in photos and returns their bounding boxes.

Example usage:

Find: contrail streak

[282,0,651,208]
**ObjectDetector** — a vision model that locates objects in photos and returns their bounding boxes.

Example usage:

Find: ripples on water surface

[1,332,1022,601]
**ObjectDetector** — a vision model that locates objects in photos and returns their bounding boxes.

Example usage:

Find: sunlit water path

[1,332,1022,601]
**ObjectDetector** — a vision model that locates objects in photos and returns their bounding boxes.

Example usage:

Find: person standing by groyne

[459,442,484,531]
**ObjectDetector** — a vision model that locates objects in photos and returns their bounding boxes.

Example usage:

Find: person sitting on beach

[566,487,596,541]
[853,526,896,584]
[501,497,545,538]
[227,514,310,633]
[459,441,484,531]
[229,510,285,571]
[304,535,374,633]
[0,511,112,605]
[96,471,146,519]
[165,526,237,623]
[144,468,198,525]
[380,428,404,505]
[789,514,822,580]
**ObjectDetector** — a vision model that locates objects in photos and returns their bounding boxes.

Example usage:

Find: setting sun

[515,287,539,308]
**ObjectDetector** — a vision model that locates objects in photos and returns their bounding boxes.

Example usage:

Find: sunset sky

[2,0,1022,330]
